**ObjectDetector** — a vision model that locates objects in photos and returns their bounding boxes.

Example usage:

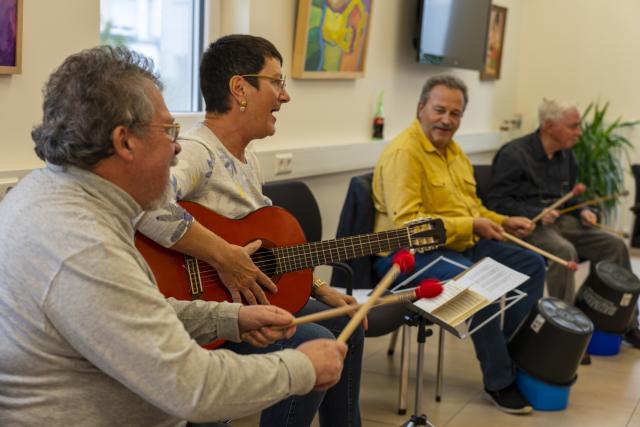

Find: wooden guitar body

[135,202,313,314]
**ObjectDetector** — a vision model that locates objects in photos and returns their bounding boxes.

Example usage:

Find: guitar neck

[272,228,410,274]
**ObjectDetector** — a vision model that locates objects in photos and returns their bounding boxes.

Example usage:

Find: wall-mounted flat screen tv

[415,0,492,71]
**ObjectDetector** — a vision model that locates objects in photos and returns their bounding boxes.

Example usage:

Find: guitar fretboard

[271,228,411,274]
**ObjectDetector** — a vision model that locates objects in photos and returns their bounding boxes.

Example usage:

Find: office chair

[473,164,493,202]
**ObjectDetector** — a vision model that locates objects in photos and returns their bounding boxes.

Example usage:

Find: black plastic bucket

[509,297,593,385]
[575,261,640,333]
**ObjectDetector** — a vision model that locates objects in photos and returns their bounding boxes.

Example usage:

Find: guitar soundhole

[252,247,279,281]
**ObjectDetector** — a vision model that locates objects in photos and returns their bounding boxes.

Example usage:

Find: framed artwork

[0,0,22,74]
[292,0,373,79]
[480,5,507,81]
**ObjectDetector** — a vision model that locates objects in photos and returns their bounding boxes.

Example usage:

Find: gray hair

[418,75,469,111]
[32,46,162,168]
[538,98,579,126]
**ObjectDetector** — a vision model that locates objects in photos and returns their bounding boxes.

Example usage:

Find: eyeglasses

[240,74,287,90]
[146,123,181,143]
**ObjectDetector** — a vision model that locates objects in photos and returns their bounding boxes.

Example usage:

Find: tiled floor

[234,258,640,427]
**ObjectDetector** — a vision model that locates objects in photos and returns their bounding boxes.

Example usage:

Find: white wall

[0,0,521,236]
[516,0,640,131]
[515,0,640,230]
[248,0,522,150]
[3,0,635,237]
[0,1,517,167]
[0,0,99,173]
[246,0,522,240]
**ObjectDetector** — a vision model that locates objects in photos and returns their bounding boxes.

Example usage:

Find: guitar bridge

[184,255,203,297]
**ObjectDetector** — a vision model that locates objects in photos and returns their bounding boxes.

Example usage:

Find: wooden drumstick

[558,190,629,215]
[502,232,579,272]
[532,183,586,223]
[589,221,630,239]
[337,250,415,343]
[273,279,444,330]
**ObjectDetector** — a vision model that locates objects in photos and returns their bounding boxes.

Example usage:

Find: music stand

[392,257,528,427]
[400,313,435,427]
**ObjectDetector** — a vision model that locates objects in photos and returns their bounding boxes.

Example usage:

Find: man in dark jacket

[486,98,640,348]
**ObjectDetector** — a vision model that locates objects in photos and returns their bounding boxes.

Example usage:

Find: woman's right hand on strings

[215,240,278,305]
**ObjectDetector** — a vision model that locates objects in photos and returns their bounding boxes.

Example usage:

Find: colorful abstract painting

[293,0,372,79]
[0,0,22,74]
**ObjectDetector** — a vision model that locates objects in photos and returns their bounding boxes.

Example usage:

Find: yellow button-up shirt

[373,119,506,252]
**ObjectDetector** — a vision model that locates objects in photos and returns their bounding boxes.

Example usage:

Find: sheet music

[411,257,528,325]
[432,290,489,326]
[461,257,529,302]
[413,279,471,313]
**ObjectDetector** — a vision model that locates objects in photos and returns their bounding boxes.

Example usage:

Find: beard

[146,180,174,211]
[145,155,179,211]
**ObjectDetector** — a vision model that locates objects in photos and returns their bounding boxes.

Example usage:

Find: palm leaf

[574,102,637,215]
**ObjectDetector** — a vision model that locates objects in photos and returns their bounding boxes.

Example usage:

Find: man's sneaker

[624,327,640,348]
[484,383,533,415]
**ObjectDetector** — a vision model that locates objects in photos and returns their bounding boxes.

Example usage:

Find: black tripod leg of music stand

[401,316,435,427]
[435,327,444,402]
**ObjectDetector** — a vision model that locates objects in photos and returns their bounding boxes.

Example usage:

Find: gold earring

[240,100,247,112]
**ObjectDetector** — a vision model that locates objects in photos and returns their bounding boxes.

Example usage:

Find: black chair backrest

[262,180,322,242]
[265,177,407,337]
[330,172,376,289]
[473,164,493,203]
[332,172,412,336]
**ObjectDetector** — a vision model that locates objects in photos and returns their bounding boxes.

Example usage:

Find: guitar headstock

[404,217,446,253]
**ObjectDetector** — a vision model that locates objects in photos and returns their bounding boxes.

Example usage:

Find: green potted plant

[573,102,639,217]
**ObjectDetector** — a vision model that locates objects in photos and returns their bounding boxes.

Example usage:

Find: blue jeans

[374,239,545,391]
[223,299,363,427]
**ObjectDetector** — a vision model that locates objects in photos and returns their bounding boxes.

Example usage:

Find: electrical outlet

[274,153,293,175]
[0,177,18,201]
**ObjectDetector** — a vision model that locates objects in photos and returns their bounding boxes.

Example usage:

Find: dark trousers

[223,299,363,427]
[527,215,630,304]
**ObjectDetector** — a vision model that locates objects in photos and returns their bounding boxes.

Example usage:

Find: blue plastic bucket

[587,329,622,356]
[516,369,573,411]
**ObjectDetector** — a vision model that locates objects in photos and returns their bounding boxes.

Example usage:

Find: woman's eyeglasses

[240,74,287,91]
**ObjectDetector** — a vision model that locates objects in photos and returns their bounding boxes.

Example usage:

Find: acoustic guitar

[135,201,445,335]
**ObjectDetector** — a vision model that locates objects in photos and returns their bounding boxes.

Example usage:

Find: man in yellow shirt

[372,75,545,415]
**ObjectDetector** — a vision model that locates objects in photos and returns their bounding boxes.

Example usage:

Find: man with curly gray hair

[0,46,346,426]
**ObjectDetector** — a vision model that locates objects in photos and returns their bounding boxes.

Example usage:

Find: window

[100,0,205,112]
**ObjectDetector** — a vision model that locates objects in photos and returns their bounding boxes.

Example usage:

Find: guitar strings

[195,232,412,275]
[192,233,416,287]
[195,233,418,274]
[174,219,442,292]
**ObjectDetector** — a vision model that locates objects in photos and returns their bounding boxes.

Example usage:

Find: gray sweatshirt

[0,165,315,426]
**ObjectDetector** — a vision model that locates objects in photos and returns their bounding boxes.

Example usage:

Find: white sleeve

[136,139,213,247]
